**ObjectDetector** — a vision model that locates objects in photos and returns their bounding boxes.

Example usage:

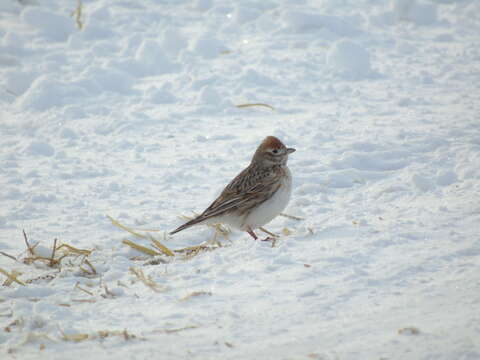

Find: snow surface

[1,0,480,358]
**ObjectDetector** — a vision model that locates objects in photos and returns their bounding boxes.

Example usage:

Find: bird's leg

[247,227,276,246]
[246,227,258,240]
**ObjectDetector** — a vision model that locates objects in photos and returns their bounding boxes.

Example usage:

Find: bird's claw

[261,236,277,247]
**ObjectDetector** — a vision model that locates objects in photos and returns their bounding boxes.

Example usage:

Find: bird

[170,136,295,241]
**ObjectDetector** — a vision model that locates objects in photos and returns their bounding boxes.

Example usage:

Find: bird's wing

[200,167,280,218]
[170,167,281,234]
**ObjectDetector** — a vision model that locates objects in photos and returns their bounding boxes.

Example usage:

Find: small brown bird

[170,136,295,240]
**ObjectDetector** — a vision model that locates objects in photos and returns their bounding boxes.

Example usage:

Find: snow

[327,39,372,79]
[0,0,479,359]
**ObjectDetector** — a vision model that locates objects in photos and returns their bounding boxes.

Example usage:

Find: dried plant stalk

[70,0,84,30]
[61,331,89,342]
[56,244,92,256]
[236,103,275,111]
[0,267,25,286]
[23,229,37,256]
[129,267,164,293]
[180,291,212,301]
[107,215,148,239]
[79,257,97,275]
[156,325,197,334]
[0,251,17,261]
[49,238,57,267]
[259,227,279,238]
[75,282,94,296]
[122,239,160,256]
[279,213,304,221]
[148,235,175,257]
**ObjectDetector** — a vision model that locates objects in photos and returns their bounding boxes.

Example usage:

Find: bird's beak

[287,148,296,154]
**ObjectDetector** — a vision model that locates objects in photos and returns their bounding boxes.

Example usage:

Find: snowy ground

[1,0,479,359]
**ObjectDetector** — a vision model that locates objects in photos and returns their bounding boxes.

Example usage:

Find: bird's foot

[260,236,275,241]
[261,236,277,247]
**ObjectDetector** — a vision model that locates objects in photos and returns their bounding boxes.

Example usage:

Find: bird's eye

[272,149,279,154]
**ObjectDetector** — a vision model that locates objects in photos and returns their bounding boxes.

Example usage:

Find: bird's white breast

[242,166,292,230]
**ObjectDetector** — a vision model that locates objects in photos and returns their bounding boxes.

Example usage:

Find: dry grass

[0,230,95,288]
[149,235,175,256]
[108,212,303,259]
[0,268,25,286]
[180,291,212,301]
[108,214,228,261]
[398,327,421,335]
[70,0,84,30]
[235,103,275,111]
[279,213,304,221]
[1,212,303,288]
[122,239,161,256]
[61,329,140,342]
[153,325,198,334]
[129,267,165,293]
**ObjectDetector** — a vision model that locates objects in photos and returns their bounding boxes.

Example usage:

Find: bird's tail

[169,216,204,235]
